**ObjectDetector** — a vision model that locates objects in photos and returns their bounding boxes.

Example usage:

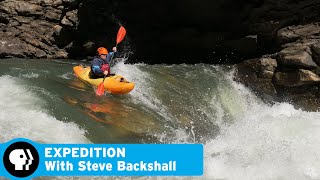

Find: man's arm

[107,52,118,63]
[91,59,103,75]
[106,47,118,63]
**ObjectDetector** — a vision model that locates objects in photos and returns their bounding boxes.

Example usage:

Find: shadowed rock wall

[235,23,320,111]
[0,0,319,63]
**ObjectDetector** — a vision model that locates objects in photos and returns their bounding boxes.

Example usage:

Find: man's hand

[112,47,117,52]
[103,70,109,75]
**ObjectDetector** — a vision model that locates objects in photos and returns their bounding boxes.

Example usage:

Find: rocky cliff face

[1,0,320,63]
[116,0,320,63]
[0,0,81,59]
[235,23,320,111]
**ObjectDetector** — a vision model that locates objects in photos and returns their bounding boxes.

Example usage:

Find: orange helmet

[97,47,108,55]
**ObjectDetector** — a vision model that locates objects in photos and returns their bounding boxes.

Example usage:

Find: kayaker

[90,47,117,79]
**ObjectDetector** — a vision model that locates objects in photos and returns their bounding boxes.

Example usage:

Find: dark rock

[61,0,80,9]
[312,67,320,77]
[277,23,320,44]
[56,5,65,11]
[61,16,73,27]
[0,33,47,58]
[15,2,43,16]
[53,25,74,47]
[40,0,63,7]
[311,43,320,65]
[292,97,320,111]
[62,0,77,3]
[66,10,78,25]
[311,43,320,55]
[61,10,78,26]
[8,20,20,26]
[277,46,318,69]
[54,49,68,58]
[274,69,320,87]
[20,32,50,52]
[44,9,62,22]
[34,49,47,58]
[0,37,27,58]
[2,26,19,36]
[281,39,320,49]
[235,58,278,102]
[13,16,33,24]
[53,25,63,36]
[82,41,95,54]
[0,0,320,63]
[258,57,278,79]
[0,1,17,15]
[114,0,320,62]
[235,51,320,111]
[223,35,259,59]
[0,13,9,24]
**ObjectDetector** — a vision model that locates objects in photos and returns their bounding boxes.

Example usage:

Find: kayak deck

[73,65,135,94]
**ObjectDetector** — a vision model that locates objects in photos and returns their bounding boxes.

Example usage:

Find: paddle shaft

[110,26,126,67]
[109,44,118,67]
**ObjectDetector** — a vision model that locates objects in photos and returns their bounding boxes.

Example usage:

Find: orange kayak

[73,65,135,94]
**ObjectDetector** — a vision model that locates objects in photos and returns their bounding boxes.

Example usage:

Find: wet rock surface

[235,23,320,111]
[0,0,80,58]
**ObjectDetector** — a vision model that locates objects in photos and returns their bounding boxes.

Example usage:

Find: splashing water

[1,59,320,179]
[0,75,89,144]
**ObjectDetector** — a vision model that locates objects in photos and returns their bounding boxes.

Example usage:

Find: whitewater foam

[204,76,320,180]
[0,75,90,144]
[113,62,174,121]
[57,72,73,80]
[20,72,40,78]
[112,63,320,179]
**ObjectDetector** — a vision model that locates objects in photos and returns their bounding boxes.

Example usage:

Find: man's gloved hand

[101,64,109,72]
[103,70,109,75]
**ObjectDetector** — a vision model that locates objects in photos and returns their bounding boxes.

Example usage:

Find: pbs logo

[3,141,39,178]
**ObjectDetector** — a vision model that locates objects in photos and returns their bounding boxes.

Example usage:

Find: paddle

[96,26,127,96]
[116,26,126,45]
[110,26,127,67]
[95,75,107,96]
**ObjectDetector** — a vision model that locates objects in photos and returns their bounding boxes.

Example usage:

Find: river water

[1,58,320,180]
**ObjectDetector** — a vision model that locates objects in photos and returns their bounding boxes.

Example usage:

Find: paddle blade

[95,82,105,96]
[116,26,126,44]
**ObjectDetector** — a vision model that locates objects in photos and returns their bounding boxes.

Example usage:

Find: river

[1,58,320,179]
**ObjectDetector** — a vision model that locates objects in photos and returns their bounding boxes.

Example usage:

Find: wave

[0,75,90,144]
[204,76,320,180]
